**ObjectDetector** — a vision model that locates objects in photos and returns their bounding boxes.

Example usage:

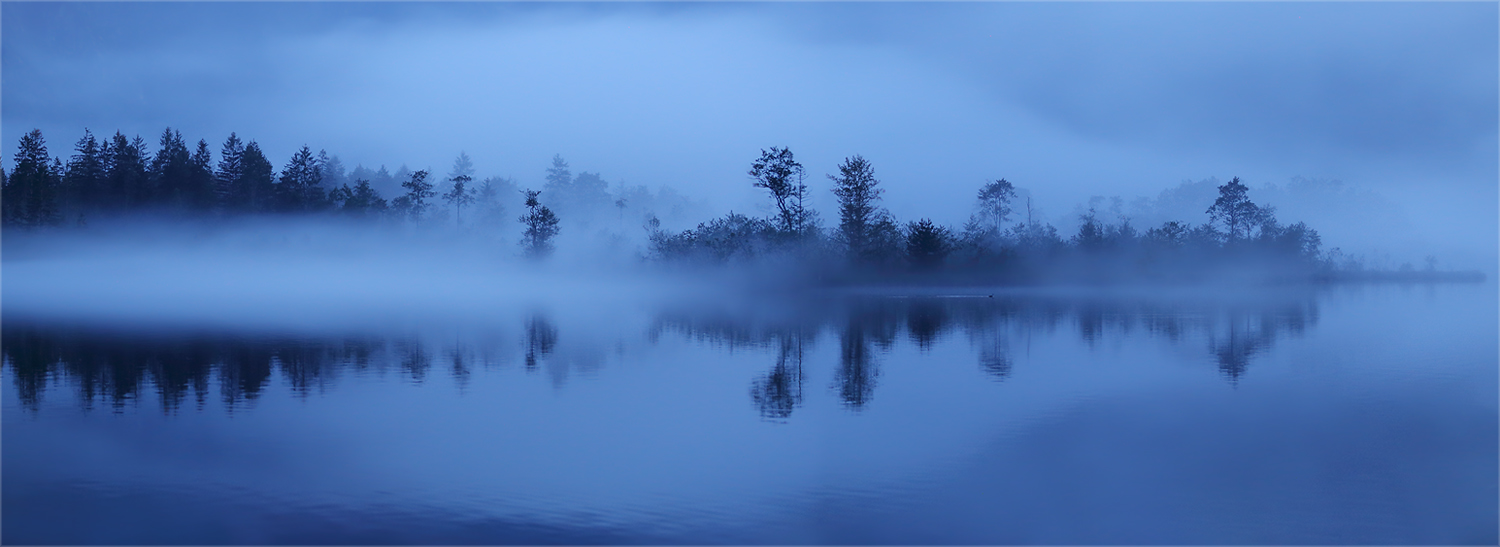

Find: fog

[1,218,715,332]
[3,2,1495,270]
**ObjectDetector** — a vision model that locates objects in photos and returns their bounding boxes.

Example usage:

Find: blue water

[4,283,1496,544]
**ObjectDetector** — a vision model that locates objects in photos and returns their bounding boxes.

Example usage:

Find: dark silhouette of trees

[64,129,106,216]
[519,189,560,258]
[274,146,326,212]
[104,132,151,208]
[973,178,1016,235]
[391,169,434,221]
[443,175,475,226]
[830,154,892,261]
[3,129,61,227]
[749,147,812,237]
[330,179,389,217]
[238,141,275,213]
[215,133,246,211]
[1206,177,1268,242]
[905,218,954,270]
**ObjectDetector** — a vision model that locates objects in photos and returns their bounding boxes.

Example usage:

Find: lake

[4,282,1496,544]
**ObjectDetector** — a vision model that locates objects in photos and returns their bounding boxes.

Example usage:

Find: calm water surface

[4,283,1496,544]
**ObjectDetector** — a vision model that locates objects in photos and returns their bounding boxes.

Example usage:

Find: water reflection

[4,292,1321,416]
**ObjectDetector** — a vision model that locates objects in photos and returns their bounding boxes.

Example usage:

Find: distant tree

[149,128,194,209]
[449,151,476,183]
[274,146,326,212]
[905,218,954,270]
[443,174,476,226]
[973,178,1016,234]
[543,154,572,196]
[390,169,434,221]
[1262,221,1321,260]
[472,176,515,230]
[830,154,888,260]
[1206,177,1266,242]
[1072,208,1105,250]
[215,133,246,211]
[519,189,560,258]
[102,132,150,208]
[188,139,215,210]
[1143,221,1190,249]
[749,147,811,236]
[239,141,275,212]
[320,153,347,190]
[330,179,388,218]
[64,129,107,214]
[3,129,61,227]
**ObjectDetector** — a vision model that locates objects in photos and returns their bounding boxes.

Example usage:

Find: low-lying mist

[1,216,732,333]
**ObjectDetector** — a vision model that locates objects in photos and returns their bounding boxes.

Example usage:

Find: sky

[3,2,1496,268]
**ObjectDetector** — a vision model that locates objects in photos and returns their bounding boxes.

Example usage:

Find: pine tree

[102,132,149,209]
[149,128,193,209]
[830,154,884,257]
[216,133,245,211]
[64,129,107,214]
[275,146,323,212]
[188,140,215,210]
[444,175,475,226]
[239,141,275,213]
[390,169,434,221]
[1206,177,1267,242]
[974,178,1016,234]
[519,189,560,258]
[3,129,61,227]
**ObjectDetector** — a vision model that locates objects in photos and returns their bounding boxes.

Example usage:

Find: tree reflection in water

[4,292,1320,416]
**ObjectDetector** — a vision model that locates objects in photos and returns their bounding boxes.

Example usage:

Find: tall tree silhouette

[444,175,475,226]
[275,146,325,212]
[1206,177,1267,242]
[519,189,560,258]
[64,129,107,215]
[239,141,275,212]
[391,169,434,221]
[3,129,61,227]
[830,154,887,259]
[973,178,1016,234]
[103,132,150,209]
[749,147,811,236]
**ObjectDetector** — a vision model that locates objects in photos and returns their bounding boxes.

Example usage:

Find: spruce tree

[216,133,246,211]
[3,130,61,227]
[829,155,887,260]
[64,129,106,214]
[239,141,274,213]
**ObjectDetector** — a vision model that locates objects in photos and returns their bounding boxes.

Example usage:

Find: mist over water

[3,2,1496,544]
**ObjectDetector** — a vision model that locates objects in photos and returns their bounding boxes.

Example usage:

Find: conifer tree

[103,132,149,209]
[830,154,885,258]
[216,133,245,211]
[3,129,61,227]
[239,141,275,212]
[64,129,106,214]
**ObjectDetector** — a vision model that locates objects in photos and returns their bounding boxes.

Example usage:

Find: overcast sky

[3,2,1495,267]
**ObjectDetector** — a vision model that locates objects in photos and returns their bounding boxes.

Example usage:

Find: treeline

[648,147,1329,284]
[4,128,1420,283]
[0,128,702,258]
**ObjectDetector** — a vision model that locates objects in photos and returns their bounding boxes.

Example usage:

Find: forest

[0,127,1477,286]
